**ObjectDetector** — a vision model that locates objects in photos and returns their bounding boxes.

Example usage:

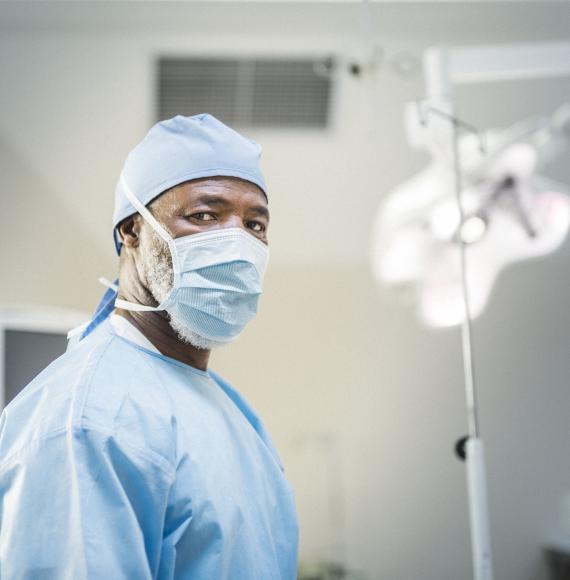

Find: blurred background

[1,1,570,579]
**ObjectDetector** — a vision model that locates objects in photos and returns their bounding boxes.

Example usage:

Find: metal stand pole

[417,102,495,580]
[450,116,494,580]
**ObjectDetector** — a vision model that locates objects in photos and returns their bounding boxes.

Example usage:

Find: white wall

[1,2,570,579]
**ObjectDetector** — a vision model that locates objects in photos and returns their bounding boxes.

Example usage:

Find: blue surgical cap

[113,113,267,253]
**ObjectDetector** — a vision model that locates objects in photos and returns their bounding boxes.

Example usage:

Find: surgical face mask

[116,176,269,347]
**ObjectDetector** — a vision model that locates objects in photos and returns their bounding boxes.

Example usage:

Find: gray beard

[138,224,224,351]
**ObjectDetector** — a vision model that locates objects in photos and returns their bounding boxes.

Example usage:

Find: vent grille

[157,57,332,128]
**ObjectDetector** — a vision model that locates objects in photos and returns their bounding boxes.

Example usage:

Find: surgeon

[0,114,299,579]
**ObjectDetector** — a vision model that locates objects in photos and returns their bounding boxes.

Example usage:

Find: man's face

[147,176,269,245]
[135,176,269,349]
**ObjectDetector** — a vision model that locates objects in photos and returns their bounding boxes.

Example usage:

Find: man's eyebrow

[193,194,231,206]
[248,206,270,219]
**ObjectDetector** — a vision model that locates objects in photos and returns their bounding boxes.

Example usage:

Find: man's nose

[223,214,247,230]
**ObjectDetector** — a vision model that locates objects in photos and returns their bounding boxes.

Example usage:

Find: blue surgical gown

[0,319,298,579]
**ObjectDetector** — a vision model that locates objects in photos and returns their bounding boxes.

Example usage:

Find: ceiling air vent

[157,57,333,129]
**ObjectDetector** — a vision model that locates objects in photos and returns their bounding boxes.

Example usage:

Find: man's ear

[117,215,142,249]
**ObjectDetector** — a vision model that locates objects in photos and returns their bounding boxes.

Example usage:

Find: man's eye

[248,221,265,233]
[191,213,216,222]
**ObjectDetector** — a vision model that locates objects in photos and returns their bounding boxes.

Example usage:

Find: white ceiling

[1,1,568,36]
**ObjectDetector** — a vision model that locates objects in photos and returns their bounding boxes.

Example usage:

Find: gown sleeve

[0,423,174,580]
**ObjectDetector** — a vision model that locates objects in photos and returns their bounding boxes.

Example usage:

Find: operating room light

[371,109,570,328]
[370,42,570,580]
[429,202,460,241]
[459,215,487,244]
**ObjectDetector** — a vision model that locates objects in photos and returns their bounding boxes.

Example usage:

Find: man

[0,114,299,579]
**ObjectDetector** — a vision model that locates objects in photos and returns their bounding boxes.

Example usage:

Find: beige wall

[1,2,570,579]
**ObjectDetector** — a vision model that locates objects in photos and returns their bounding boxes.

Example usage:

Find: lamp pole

[450,111,494,580]
[418,102,494,580]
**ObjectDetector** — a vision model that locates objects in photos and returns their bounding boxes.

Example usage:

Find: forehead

[153,176,268,211]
